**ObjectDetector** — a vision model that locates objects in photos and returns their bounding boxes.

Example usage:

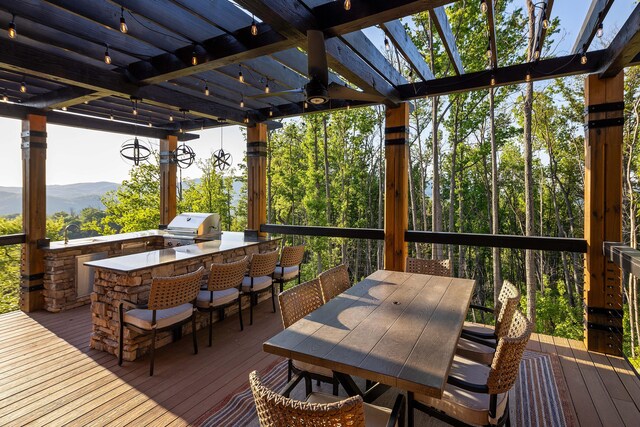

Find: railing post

[384,103,409,272]
[247,123,268,236]
[584,72,624,355]
[21,113,47,312]
[159,134,178,227]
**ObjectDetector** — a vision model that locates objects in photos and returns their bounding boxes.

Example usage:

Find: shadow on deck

[0,305,639,426]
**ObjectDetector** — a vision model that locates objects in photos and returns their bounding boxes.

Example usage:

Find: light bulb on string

[110,111,114,120]
[240,96,244,108]
[251,15,258,36]
[244,115,249,124]
[542,13,549,30]
[486,42,492,59]
[104,44,112,64]
[20,80,26,93]
[2,92,8,103]
[525,71,531,82]
[238,66,244,83]
[204,81,209,96]
[596,22,603,38]
[344,0,351,11]
[191,48,198,66]
[490,75,496,86]
[480,0,488,14]
[533,49,540,60]
[119,7,128,33]
[304,101,308,109]
[581,52,588,65]
[169,112,174,122]
[265,80,270,94]
[61,106,67,111]
[8,14,16,39]
[384,37,390,52]
[269,108,273,117]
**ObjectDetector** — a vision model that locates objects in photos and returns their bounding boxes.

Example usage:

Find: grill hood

[166,213,220,236]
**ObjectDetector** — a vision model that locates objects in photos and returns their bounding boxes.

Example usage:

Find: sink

[63,237,105,245]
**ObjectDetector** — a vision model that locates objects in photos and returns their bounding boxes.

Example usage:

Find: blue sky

[0,1,636,187]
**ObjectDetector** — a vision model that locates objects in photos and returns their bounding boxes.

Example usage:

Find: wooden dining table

[263,269,476,400]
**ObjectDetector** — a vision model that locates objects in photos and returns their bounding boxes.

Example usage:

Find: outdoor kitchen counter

[44,229,167,251]
[87,232,280,361]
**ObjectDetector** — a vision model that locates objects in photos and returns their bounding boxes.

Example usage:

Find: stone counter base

[90,239,279,361]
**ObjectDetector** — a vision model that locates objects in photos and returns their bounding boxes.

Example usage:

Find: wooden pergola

[1,0,639,356]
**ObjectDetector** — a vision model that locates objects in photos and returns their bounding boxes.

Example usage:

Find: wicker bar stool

[405,257,452,277]
[273,245,305,293]
[118,266,204,376]
[250,370,405,427]
[242,250,279,325]
[318,264,351,303]
[196,257,249,347]
[456,281,521,365]
[279,278,339,396]
[408,310,533,427]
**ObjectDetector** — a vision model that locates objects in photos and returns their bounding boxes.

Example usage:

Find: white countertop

[44,230,167,251]
[84,232,275,273]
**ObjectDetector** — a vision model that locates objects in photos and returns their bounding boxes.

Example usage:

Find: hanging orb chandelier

[212,126,232,171]
[120,137,152,166]
[175,143,196,169]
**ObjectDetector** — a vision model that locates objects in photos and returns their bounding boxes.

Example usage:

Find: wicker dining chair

[273,245,305,293]
[278,278,339,396]
[118,266,204,376]
[456,281,521,365]
[196,257,249,347]
[408,310,533,427]
[405,257,452,277]
[318,264,351,303]
[242,250,280,325]
[250,370,405,427]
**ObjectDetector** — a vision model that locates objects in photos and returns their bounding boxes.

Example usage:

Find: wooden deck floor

[1,304,639,426]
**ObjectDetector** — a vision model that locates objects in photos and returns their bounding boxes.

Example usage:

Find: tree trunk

[429,18,443,259]
[525,0,536,325]
[448,99,459,264]
[490,88,503,302]
[377,108,385,269]
[408,146,420,254]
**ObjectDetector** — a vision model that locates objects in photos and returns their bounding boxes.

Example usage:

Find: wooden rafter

[381,20,435,81]
[532,0,554,61]
[572,0,615,55]
[600,3,640,78]
[429,6,464,75]
[486,0,498,69]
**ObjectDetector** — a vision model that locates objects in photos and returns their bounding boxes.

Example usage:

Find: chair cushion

[241,275,272,292]
[463,322,496,338]
[413,356,508,426]
[292,360,334,379]
[307,392,395,427]
[456,337,495,365]
[196,288,239,309]
[123,303,193,330]
[273,265,299,281]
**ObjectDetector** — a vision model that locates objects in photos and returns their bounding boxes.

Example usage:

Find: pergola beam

[429,6,465,75]
[381,20,434,81]
[599,3,640,78]
[572,0,615,55]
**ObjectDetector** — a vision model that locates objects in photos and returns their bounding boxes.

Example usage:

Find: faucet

[63,224,80,245]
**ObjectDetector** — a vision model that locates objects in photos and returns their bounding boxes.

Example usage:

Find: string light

[243,115,249,124]
[61,106,67,111]
[104,44,112,65]
[110,110,114,120]
[251,15,258,36]
[486,42,492,59]
[2,91,8,103]
[542,13,549,29]
[596,22,603,38]
[304,101,308,109]
[20,80,26,93]
[119,7,128,34]
[169,112,174,122]
[581,52,588,65]
[8,14,16,39]
[344,0,351,11]
[384,37,390,52]
[269,108,273,117]
[148,121,153,127]
[240,96,244,108]
[490,74,496,86]
[346,101,351,110]
[480,0,488,14]
[132,99,138,115]
[204,81,209,96]
[533,49,540,60]
[191,47,198,66]
[265,80,270,94]
[238,66,244,83]
[525,71,531,82]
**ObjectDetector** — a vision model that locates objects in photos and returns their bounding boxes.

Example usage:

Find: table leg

[333,372,391,403]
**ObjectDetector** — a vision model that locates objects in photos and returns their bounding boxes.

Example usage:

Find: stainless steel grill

[163,213,221,247]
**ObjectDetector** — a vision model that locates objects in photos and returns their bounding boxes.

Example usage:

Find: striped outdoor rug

[197,350,576,426]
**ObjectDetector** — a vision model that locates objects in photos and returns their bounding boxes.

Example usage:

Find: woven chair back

[208,257,249,291]
[148,266,205,310]
[279,278,323,328]
[318,264,351,303]
[494,280,521,338]
[405,257,452,277]
[249,371,366,426]
[279,245,305,268]
[249,250,279,277]
[487,310,532,394]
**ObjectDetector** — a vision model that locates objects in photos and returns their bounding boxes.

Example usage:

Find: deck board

[0,306,638,426]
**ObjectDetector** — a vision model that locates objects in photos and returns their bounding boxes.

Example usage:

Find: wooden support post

[247,123,268,236]
[384,103,409,272]
[160,135,178,227]
[21,114,47,312]
[584,72,624,355]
